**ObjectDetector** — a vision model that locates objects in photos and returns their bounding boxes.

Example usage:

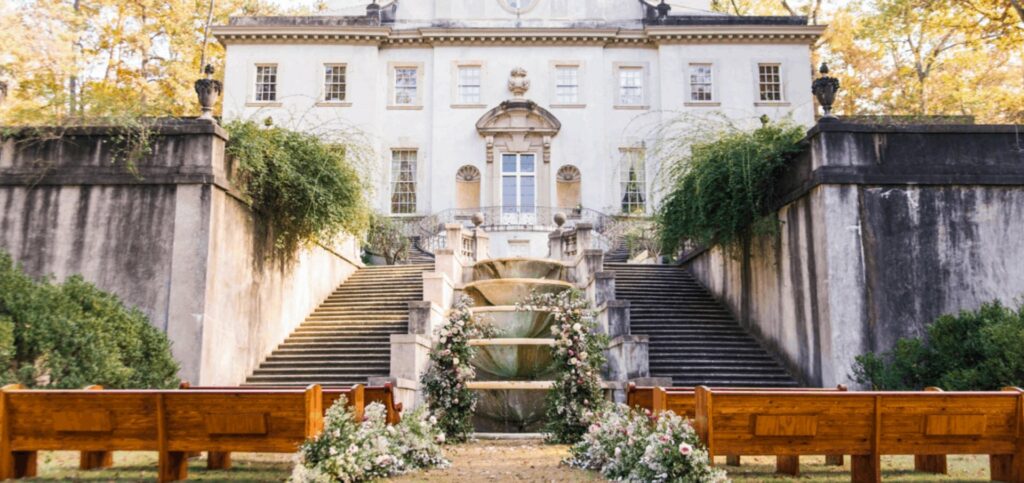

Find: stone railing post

[474,228,489,261]
[548,231,563,259]
[444,223,463,257]
[575,223,594,253]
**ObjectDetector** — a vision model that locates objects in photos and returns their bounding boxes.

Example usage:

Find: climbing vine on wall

[656,121,806,255]
[224,120,371,255]
[519,289,608,444]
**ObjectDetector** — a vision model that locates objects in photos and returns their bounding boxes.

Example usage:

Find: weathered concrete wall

[686,123,1024,387]
[0,120,361,385]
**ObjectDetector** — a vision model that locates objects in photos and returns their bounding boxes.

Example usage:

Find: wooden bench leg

[776,455,799,476]
[80,451,113,470]
[851,454,881,483]
[159,451,188,482]
[207,451,232,470]
[990,454,1014,482]
[914,455,947,475]
[13,451,37,478]
[825,454,844,466]
[726,455,741,466]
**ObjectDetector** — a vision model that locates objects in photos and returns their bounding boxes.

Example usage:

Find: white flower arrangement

[566,404,729,482]
[518,289,608,444]
[292,397,449,483]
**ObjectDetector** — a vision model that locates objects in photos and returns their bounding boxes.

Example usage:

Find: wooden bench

[693,386,1024,482]
[176,382,400,470]
[0,384,327,482]
[629,383,848,472]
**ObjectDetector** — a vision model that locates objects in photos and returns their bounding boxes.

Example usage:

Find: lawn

[24,447,992,482]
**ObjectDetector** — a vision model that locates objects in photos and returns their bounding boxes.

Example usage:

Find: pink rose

[678,443,693,456]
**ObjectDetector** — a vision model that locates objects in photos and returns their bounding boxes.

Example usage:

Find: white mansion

[214,0,824,257]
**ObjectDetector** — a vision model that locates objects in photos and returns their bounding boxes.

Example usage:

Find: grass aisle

[27,448,991,481]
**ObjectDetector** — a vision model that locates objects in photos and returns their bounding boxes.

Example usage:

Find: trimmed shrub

[853,301,1024,390]
[0,251,179,388]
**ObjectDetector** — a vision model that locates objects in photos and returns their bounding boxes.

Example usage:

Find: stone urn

[194,64,222,121]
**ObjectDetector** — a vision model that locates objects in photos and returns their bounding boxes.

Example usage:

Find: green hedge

[853,301,1024,390]
[0,252,179,389]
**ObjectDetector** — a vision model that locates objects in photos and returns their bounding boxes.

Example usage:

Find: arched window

[456,165,482,210]
[556,164,582,210]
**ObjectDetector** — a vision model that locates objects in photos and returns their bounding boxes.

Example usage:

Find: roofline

[212,23,826,46]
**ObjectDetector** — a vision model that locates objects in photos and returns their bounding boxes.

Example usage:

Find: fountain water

[463,257,572,432]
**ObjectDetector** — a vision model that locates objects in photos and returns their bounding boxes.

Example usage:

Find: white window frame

[754,61,789,106]
[619,147,647,215]
[388,62,424,110]
[551,61,584,108]
[317,63,351,107]
[613,63,649,110]
[500,153,537,215]
[451,61,485,108]
[684,62,720,106]
[249,64,281,106]
[390,149,418,215]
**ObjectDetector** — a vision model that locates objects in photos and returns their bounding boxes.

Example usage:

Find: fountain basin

[470,341,557,381]
[472,306,555,338]
[472,257,569,281]
[472,387,549,433]
[464,278,573,306]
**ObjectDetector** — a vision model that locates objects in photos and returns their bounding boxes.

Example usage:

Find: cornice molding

[212,24,825,46]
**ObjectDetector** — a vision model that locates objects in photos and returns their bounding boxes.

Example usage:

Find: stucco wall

[685,123,1024,387]
[0,120,361,385]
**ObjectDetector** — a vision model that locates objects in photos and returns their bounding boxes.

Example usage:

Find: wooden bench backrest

[694,387,1024,460]
[0,385,325,454]
[627,384,848,420]
[3,388,159,452]
[179,383,375,423]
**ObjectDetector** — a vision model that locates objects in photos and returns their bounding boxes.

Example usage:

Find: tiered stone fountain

[462,257,573,432]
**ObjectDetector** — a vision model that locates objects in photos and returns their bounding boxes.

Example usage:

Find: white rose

[453,357,460,365]
[573,323,582,331]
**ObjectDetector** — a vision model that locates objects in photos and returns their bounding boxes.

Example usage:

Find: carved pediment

[475,100,561,137]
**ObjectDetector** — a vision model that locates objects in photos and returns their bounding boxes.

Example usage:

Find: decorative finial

[471,212,485,227]
[263,116,274,127]
[508,67,530,99]
[811,62,841,121]
[760,114,770,126]
[553,212,567,228]
[657,0,671,20]
[194,64,222,122]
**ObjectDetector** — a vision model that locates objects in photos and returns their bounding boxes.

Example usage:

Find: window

[390,150,417,214]
[689,63,713,102]
[394,67,418,105]
[618,67,644,106]
[555,66,580,104]
[457,66,481,104]
[323,64,346,102]
[758,63,783,102]
[254,65,277,102]
[620,149,646,214]
[501,153,536,214]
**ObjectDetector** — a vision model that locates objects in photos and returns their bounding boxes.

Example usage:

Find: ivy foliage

[853,301,1024,390]
[0,252,179,389]
[656,122,805,254]
[224,120,371,254]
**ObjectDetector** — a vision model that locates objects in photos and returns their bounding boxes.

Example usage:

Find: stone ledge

[1,118,229,140]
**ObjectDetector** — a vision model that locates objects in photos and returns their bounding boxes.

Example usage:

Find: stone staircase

[604,262,798,387]
[605,241,630,263]
[246,263,432,386]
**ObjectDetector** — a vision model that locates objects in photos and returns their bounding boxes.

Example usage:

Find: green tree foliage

[853,301,1024,390]
[0,252,179,389]
[366,213,410,265]
[656,122,805,254]
[224,120,371,254]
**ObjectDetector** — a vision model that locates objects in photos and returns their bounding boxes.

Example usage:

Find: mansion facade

[214,0,824,256]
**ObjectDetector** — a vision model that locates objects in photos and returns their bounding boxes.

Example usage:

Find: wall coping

[1,118,229,141]
[805,120,1024,136]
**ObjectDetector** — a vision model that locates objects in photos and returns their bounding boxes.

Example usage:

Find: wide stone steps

[245,264,430,386]
[605,262,798,387]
